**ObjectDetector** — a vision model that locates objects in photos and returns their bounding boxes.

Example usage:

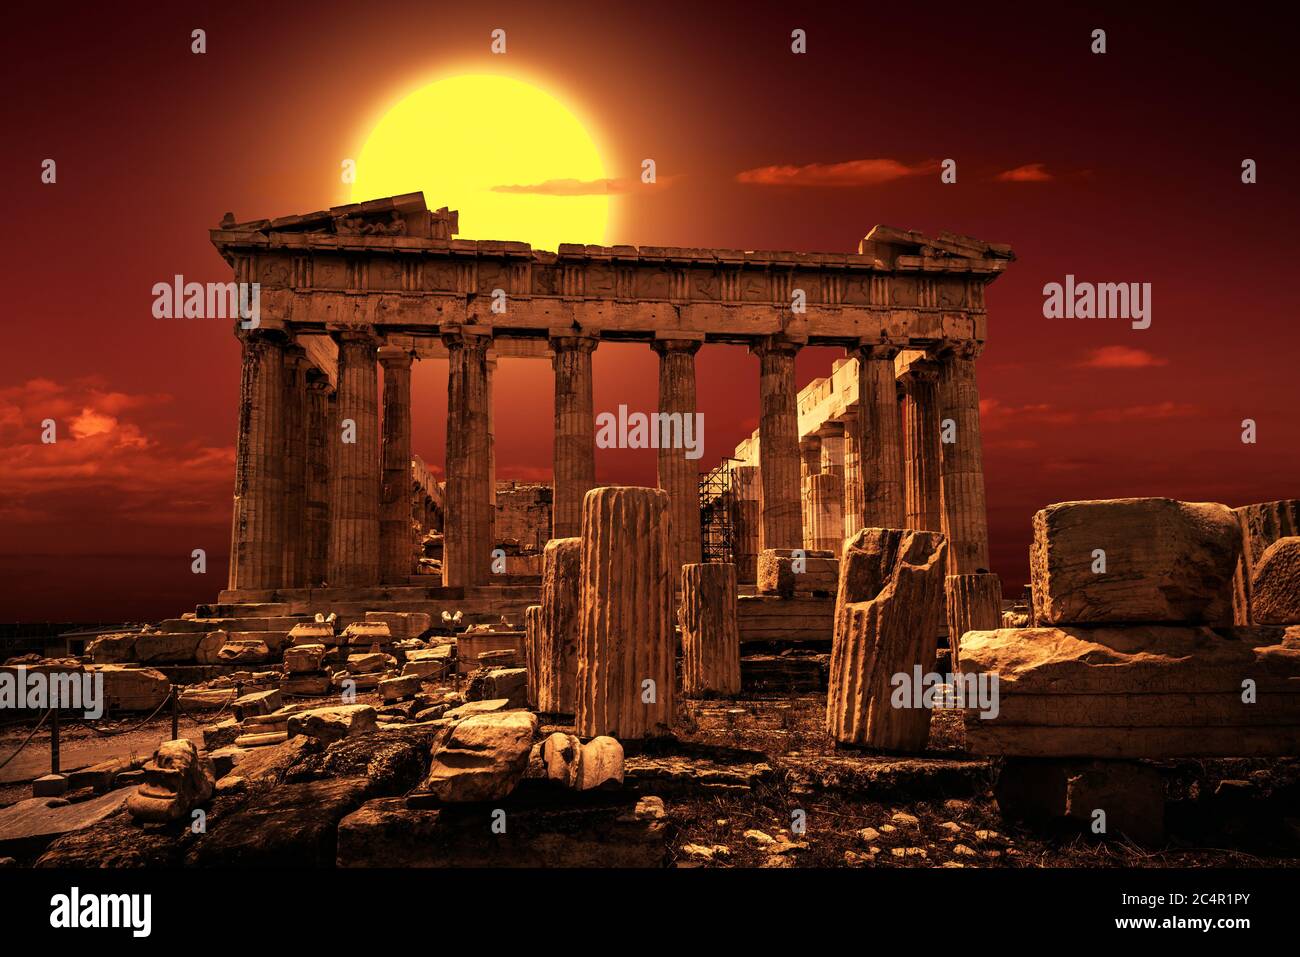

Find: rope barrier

[0,707,53,771]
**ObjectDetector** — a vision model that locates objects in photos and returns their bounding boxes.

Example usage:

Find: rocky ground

[3,681,1296,869]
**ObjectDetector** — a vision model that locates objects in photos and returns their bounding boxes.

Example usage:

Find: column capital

[377,344,415,368]
[854,336,908,361]
[898,359,942,388]
[329,326,381,348]
[749,333,805,358]
[548,330,599,353]
[937,339,985,362]
[441,324,493,353]
[236,326,288,346]
[652,337,702,357]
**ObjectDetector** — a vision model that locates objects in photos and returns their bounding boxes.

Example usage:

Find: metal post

[171,684,179,741]
[50,707,60,775]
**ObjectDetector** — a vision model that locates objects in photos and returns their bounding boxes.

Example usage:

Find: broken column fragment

[1249,536,1300,625]
[680,562,741,697]
[1231,500,1300,624]
[825,527,948,751]
[523,604,542,709]
[539,536,581,714]
[575,486,675,739]
[945,572,1002,671]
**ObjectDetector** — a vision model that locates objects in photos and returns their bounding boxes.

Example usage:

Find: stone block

[1030,498,1241,625]
[757,548,838,598]
[417,710,538,803]
[961,624,1300,757]
[287,704,377,743]
[379,673,423,703]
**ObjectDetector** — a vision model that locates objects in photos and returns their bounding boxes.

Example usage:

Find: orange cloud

[0,378,231,526]
[996,163,1053,182]
[492,177,629,195]
[1078,346,1168,369]
[736,158,937,187]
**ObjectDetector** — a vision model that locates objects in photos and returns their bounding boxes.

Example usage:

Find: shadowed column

[654,337,703,579]
[858,343,906,529]
[841,407,863,542]
[379,346,414,584]
[730,464,760,584]
[228,330,286,591]
[901,359,943,534]
[443,326,493,587]
[303,368,332,586]
[327,330,381,586]
[937,343,991,574]
[550,334,598,539]
[280,345,309,588]
[752,335,803,550]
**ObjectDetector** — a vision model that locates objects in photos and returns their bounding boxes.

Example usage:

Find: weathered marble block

[1030,498,1241,625]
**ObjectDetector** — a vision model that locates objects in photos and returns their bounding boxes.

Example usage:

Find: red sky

[2,2,1297,621]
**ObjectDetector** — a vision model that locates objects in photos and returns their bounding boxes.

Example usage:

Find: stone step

[158,616,307,634]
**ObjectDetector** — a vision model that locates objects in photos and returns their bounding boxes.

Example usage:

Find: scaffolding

[699,459,737,564]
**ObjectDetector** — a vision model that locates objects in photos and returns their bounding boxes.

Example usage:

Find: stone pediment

[216,194,458,241]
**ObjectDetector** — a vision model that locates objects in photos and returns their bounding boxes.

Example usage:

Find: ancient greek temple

[211,192,1012,608]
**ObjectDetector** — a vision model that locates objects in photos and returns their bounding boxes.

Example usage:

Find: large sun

[352,74,609,251]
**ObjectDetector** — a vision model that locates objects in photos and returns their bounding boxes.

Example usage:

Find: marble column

[486,351,498,526]
[858,344,906,529]
[819,424,845,478]
[443,327,493,587]
[653,337,703,579]
[550,334,598,539]
[228,331,286,591]
[280,346,309,588]
[841,407,863,542]
[799,436,822,551]
[327,331,381,587]
[379,347,414,584]
[303,368,332,586]
[936,344,991,574]
[751,335,803,551]
[901,359,943,535]
[730,464,760,584]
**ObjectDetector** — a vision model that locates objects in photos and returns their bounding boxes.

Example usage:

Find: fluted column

[681,562,741,696]
[575,486,675,739]
[443,327,493,587]
[303,369,332,586]
[653,337,703,579]
[841,408,863,542]
[730,464,760,584]
[858,344,906,529]
[280,346,309,588]
[752,335,803,550]
[228,331,286,591]
[799,436,821,551]
[936,344,991,574]
[819,424,845,478]
[901,359,943,534]
[379,347,414,584]
[486,350,498,514]
[327,330,381,586]
[550,334,598,539]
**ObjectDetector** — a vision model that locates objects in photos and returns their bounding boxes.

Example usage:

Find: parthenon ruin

[213,191,1012,611]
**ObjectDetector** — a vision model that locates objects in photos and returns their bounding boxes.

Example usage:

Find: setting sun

[352,74,609,251]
